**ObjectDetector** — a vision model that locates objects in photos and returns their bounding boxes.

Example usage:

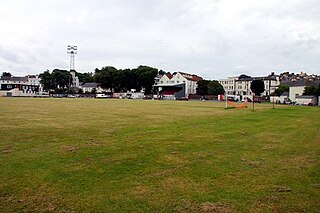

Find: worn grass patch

[0,98,319,212]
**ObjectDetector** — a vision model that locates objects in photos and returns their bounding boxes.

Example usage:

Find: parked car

[52,94,63,98]
[176,97,189,101]
[200,96,209,101]
[96,94,108,98]
[283,98,292,105]
[227,97,238,102]
[243,97,252,102]
[253,97,262,103]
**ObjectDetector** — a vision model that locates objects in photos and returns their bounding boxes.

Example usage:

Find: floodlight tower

[67,45,77,71]
[67,45,78,92]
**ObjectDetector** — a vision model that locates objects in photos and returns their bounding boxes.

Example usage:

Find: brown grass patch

[271,186,292,193]
[201,202,233,213]
[161,154,187,165]
[1,145,13,154]
[174,200,233,213]
[61,145,78,153]
[147,168,178,178]
[0,185,72,212]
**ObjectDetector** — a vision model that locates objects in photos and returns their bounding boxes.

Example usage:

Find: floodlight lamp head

[67,45,78,54]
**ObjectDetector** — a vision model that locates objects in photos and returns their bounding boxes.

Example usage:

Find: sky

[0,0,320,79]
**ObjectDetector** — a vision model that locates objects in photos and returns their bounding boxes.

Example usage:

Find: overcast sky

[0,0,320,79]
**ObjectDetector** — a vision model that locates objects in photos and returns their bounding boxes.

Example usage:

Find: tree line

[39,66,158,94]
[196,80,225,95]
[38,67,227,96]
[94,66,158,94]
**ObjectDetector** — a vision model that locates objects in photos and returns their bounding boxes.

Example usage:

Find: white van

[96,94,108,98]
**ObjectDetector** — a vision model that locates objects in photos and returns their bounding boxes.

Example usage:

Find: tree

[207,80,225,95]
[121,68,139,92]
[94,66,118,92]
[158,70,166,76]
[303,86,319,96]
[77,72,94,84]
[196,80,209,95]
[274,84,289,96]
[136,65,158,94]
[39,70,53,91]
[93,65,158,94]
[196,80,224,95]
[250,80,265,96]
[1,72,12,77]
[51,69,71,89]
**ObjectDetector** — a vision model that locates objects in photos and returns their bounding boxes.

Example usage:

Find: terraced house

[0,75,42,97]
[154,72,202,99]
[219,73,280,99]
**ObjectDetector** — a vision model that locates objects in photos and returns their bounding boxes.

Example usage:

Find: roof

[178,72,203,82]
[296,95,316,99]
[236,75,278,81]
[0,76,28,81]
[287,80,320,87]
[81,82,98,88]
[154,83,185,87]
[165,73,173,79]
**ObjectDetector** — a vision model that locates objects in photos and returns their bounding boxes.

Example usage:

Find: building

[0,75,42,97]
[295,95,318,106]
[80,82,104,93]
[219,73,280,99]
[70,70,80,88]
[218,77,237,95]
[154,72,202,99]
[288,80,320,103]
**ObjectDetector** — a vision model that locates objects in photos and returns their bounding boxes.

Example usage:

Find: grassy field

[0,98,319,212]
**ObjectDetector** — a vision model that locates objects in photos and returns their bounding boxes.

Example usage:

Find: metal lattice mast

[67,45,77,71]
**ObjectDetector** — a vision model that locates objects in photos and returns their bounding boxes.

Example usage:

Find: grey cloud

[0,0,319,78]
[0,46,20,63]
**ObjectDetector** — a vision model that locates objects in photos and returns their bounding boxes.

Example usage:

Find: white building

[80,82,105,93]
[289,86,305,101]
[70,70,80,88]
[288,80,320,103]
[154,72,202,98]
[0,75,42,96]
[219,73,280,99]
[295,96,317,106]
[218,77,237,95]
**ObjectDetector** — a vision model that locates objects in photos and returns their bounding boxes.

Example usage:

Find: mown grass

[0,98,319,212]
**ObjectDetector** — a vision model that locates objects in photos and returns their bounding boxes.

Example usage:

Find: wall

[289,86,304,101]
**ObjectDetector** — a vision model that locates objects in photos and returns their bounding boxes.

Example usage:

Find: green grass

[0,98,319,212]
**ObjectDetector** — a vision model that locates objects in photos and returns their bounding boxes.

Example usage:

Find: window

[177,81,179,83]
[160,81,163,83]
[7,85,12,89]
